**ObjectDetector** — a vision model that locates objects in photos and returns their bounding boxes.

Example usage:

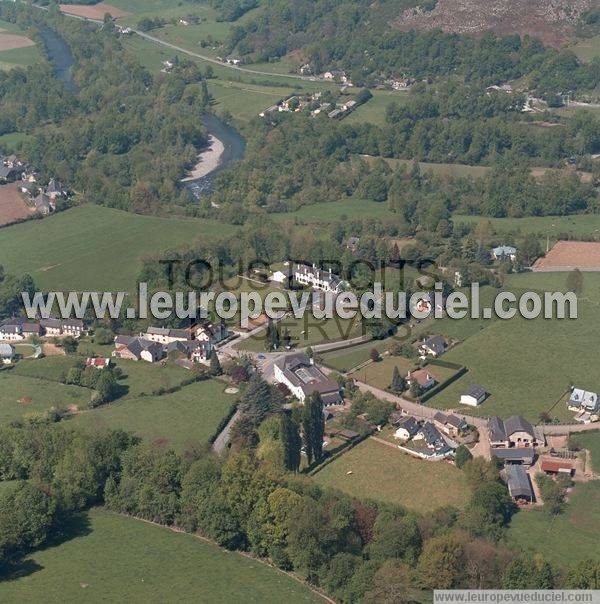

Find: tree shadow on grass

[0,512,92,583]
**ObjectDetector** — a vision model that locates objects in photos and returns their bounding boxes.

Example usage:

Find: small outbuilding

[506,464,534,503]
[460,385,487,407]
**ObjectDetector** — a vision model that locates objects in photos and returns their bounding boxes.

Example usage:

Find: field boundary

[307,430,373,476]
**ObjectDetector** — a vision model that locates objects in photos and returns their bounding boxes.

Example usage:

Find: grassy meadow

[507,480,600,567]
[0,205,236,292]
[0,371,92,423]
[68,378,236,451]
[0,19,41,70]
[573,431,600,473]
[313,438,470,512]
[0,508,323,603]
[272,197,391,223]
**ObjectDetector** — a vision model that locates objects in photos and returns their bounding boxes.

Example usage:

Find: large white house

[294,264,343,293]
[274,353,341,405]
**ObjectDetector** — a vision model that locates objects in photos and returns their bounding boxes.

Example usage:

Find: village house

[412,421,453,459]
[144,326,196,345]
[394,416,419,440]
[113,335,164,363]
[274,352,342,405]
[406,368,436,392]
[460,384,487,407]
[0,318,41,341]
[492,245,517,262]
[0,155,26,183]
[86,357,111,369]
[34,192,53,215]
[40,318,86,338]
[419,335,447,357]
[45,178,67,201]
[270,267,293,286]
[432,411,467,438]
[294,264,343,293]
[165,339,212,363]
[488,415,544,448]
[568,388,599,422]
[195,321,229,346]
[0,343,15,365]
[506,464,534,503]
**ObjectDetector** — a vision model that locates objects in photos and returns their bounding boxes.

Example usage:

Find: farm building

[506,464,534,503]
[540,459,575,477]
[488,415,544,448]
[432,411,467,438]
[113,336,164,363]
[491,447,535,466]
[460,384,487,407]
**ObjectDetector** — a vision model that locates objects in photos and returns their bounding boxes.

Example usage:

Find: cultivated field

[0,204,237,292]
[313,438,471,511]
[507,480,600,566]
[0,372,92,423]
[0,183,33,226]
[0,20,39,71]
[69,378,236,451]
[533,241,600,271]
[0,508,323,603]
[59,3,131,19]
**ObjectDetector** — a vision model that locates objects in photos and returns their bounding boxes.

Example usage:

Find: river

[39,28,245,195]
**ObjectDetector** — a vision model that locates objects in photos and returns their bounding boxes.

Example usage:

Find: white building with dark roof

[488,415,544,448]
[274,352,341,405]
[294,264,343,293]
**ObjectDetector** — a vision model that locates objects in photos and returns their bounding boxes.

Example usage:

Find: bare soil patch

[0,33,35,51]
[534,240,600,271]
[395,0,593,47]
[59,3,131,20]
[0,183,33,226]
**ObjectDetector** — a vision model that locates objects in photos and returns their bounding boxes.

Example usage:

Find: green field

[0,372,92,423]
[573,431,600,473]
[454,213,600,238]
[0,508,323,603]
[0,205,236,291]
[0,131,31,153]
[344,90,409,126]
[348,354,416,389]
[272,197,391,223]
[507,480,600,567]
[320,340,391,372]
[426,301,598,422]
[368,156,490,179]
[313,438,470,511]
[69,378,236,451]
[570,35,600,62]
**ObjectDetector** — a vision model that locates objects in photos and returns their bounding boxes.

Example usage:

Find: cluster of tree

[0,265,35,320]
[63,360,122,406]
[0,4,212,213]
[0,424,138,567]
[221,0,599,95]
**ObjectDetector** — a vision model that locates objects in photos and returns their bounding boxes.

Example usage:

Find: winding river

[39,28,245,195]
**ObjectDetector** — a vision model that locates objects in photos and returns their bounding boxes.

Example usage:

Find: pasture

[0,204,236,292]
[348,354,415,390]
[573,431,600,473]
[0,19,40,70]
[0,372,92,423]
[313,438,470,511]
[0,183,33,226]
[507,480,600,567]
[344,90,409,126]
[272,197,390,223]
[0,508,323,603]
[69,378,236,451]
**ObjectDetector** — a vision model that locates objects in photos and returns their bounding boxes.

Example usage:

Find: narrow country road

[212,409,241,453]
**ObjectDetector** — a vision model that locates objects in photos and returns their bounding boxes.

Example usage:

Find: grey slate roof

[397,416,419,436]
[488,416,506,442]
[506,464,533,500]
[504,415,534,438]
[491,448,535,464]
[422,335,446,355]
[465,385,486,399]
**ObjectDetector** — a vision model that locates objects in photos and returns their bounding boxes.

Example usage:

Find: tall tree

[280,413,301,472]
[302,392,325,465]
[566,268,584,296]
[209,349,223,376]
[390,366,405,393]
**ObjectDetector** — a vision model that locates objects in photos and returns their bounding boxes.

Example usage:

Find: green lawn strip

[0,372,92,423]
[320,340,391,373]
[271,197,390,223]
[348,355,416,390]
[313,438,470,512]
[507,480,600,567]
[0,205,236,292]
[68,378,236,451]
[0,508,323,603]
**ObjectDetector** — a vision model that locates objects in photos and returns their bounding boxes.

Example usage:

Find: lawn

[573,431,600,474]
[0,508,323,603]
[313,438,470,512]
[348,354,416,390]
[320,340,392,372]
[0,372,92,423]
[272,197,391,223]
[507,480,600,567]
[0,204,236,292]
[69,378,236,451]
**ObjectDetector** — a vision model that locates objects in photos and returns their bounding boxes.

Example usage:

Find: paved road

[540,423,600,435]
[212,408,241,453]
